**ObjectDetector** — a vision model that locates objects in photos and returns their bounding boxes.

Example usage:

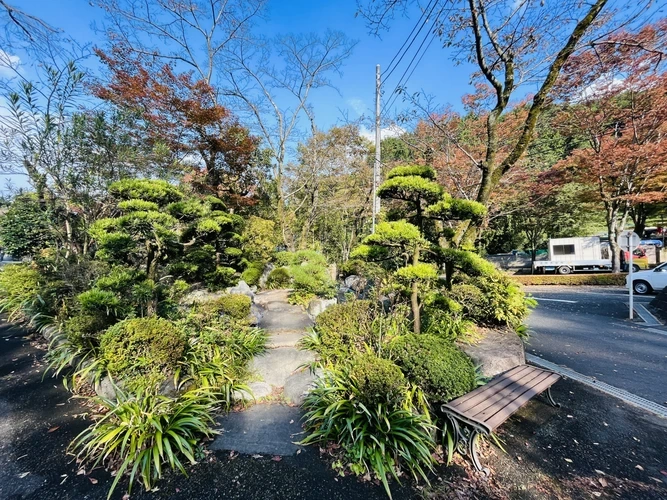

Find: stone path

[213,289,317,456]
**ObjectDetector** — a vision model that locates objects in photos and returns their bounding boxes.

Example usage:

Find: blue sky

[8,0,477,133]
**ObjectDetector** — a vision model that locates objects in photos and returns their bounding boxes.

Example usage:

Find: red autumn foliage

[93,46,261,208]
[552,21,667,209]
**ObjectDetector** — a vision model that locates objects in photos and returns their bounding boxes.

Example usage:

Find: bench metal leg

[444,414,490,476]
[468,430,490,476]
[546,386,561,408]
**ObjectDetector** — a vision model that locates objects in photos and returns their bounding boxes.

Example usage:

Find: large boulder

[459,328,525,379]
[258,263,275,289]
[307,297,337,318]
[227,280,255,299]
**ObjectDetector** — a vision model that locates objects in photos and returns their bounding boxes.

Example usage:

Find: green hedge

[390,334,476,403]
[514,274,627,286]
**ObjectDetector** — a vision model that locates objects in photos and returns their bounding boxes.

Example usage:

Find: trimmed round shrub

[0,263,42,321]
[349,354,406,408]
[289,262,336,298]
[391,334,476,403]
[266,267,290,289]
[100,317,186,376]
[448,283,487,321]
[313,300,377,361]
[210,294,251,320]
[240,262,264,286]
[63,314,111,343]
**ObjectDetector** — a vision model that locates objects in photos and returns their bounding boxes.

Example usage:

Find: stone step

[259,310,313,332]
[211,403,305,456]
[250,347,315,388]
[267,331,305,348]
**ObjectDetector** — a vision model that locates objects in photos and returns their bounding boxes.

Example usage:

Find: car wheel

[633,280,652,295]
[557,266,572,275]
[632,264,640,273]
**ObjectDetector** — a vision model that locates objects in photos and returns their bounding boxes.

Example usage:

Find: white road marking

[645,328,667,337]
[533,297,578,304]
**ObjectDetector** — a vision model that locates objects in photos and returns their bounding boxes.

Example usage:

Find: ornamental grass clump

[300,354,435,498]
[70,386,217,499]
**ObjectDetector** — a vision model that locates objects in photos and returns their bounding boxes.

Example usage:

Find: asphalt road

[524,285,667,407]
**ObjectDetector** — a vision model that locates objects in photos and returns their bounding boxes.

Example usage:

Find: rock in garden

[258,263,274,289]
[227,280,255,299]
[181,289,226,305]
[95,376,118,400]
[233,381,273,401]
[344,274,366,292]
[460,328,526,379]
[248,303,263,326]
[283,368,321,405]
[307,298,337,317]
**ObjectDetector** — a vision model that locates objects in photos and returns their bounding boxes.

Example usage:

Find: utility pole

[372,64,381,233]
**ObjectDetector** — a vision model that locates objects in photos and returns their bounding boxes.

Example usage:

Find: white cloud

[347,98,367,116]
[0,50,20,77]
[578,75,625,101]
[360,123,406,142]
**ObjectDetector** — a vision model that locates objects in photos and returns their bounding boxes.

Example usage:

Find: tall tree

[94,0,264,96]
[360,0,655,245]
[287,125,373,256]
[224,31,356,245]
[94,49,262,208]
[552,21,667,272]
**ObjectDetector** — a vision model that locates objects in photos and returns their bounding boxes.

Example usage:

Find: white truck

[532,237,612,274]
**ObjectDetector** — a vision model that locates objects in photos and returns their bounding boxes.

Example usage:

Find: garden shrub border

[513,273,627,286]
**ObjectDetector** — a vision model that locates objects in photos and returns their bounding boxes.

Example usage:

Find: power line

[382,0,437,82]
[381,23,438,117]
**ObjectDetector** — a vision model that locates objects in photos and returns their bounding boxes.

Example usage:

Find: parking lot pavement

[524,286,667,407]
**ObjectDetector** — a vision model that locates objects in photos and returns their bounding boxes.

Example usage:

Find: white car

[626,262,667,294]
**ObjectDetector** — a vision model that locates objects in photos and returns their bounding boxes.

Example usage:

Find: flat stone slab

[267,331,304,348]
[260,310,313,331]
[211,404,305,456]
[233,381,273,401]
[250,347,316,387]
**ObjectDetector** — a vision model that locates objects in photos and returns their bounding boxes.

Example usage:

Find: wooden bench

[441,364,561,473]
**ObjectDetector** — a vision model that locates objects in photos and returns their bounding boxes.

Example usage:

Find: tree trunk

[411,246,421,334]
[605,203,622,273]
[630,204,648,238]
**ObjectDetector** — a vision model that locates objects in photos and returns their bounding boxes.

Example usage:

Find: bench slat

[446,365,539,413]
[484,373,561,431]
[470,370,554,422]
[441,365,561,433]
